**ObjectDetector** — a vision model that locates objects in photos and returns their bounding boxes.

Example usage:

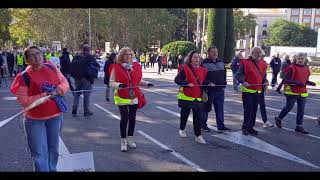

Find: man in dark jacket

[269,53,282,88]
[103,52,116,101]
[231,51,243,91]
[6,51,15,77]
[200,46,230,132]
[157,54,162,75]
[70,44,99,116]
[60,47,74,93]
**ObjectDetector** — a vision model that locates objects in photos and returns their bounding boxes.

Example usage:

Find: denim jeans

[278,95,306,125]
[271,71,279,87]
[73,78,92,113]
[24,115,63,172]
[200,90,225,129]
[242,92,259,130]
[258,91,268,123]
[232,71,239,91]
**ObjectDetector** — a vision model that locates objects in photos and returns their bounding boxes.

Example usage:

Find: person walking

[60,47,75,93]
[161,54,167,72]
[174,50,212,144]
[269,53,282,89]
[274,53,317,134]
[231,51,243,91]
[10,45,69,171]
[200,46,230,132]
[236,46,268,135]
[70,44,100,116]
[140,52,146,69]
[157,53,163,75]
[103,52,116,101]
[109,47,153,152]
[146,52,150,68]
[150,53,156,68]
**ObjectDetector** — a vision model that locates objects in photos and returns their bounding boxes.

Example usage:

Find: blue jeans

[200,90,225,129]
[232,71,239,91]
[278,95,306,125]
[73,78,92,113]
[24,115,63,172]
[258,91,268,123]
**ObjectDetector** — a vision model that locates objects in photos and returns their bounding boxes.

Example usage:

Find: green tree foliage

[264,19,317,47]
[9,9,179,52]
[206,9,215,49]
[233,9,256,40]
[0,8,12,48]
[214,8,227,59]
[224,8,234,63]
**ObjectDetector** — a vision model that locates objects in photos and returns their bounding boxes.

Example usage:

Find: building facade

[287,8,320,30]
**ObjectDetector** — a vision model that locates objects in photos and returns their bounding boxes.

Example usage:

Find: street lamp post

[201,8,206,57]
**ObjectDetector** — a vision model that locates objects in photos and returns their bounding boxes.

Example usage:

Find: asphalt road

[1,66,320,172]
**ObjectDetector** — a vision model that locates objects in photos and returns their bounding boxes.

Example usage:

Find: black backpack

[70,55,85,79]
[85,59,100,79]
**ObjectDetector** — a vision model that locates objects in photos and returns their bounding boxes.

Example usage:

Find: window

[303,17,311,23]
[291,8,300,15]
[315,17,320,23]
[291,16,299,23]
[303,9,312,15]
[262,20,268,27]
[262,30,267,36]
[316,9,320,15]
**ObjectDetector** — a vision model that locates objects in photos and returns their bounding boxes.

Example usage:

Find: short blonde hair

[116,47,134,64]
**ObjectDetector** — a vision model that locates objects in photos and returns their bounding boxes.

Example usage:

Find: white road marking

[212,132,319,169]
[0,97,17,100]
[94,104,120,120]
[95,104,204,171]
[224,99,318,120]
[138,130,206,172]
[57,152,95,172]
[156,106,319,169]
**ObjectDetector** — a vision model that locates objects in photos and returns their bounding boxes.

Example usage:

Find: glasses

[123,54,132,56]
[28,52,42,59]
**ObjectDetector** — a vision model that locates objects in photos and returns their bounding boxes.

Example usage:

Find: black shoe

[218,127,231,131]
[274,117,282,128]
[295,126,309,134]
[202,126,211,132]
[72,109,77,115]
[84,111,93,116]
[242,129,249,135]
[248,128,258,135]
[106,98,110,101]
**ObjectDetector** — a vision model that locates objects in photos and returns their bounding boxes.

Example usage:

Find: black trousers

[180,107,201,136]
[118,105,138,138]
[158,63,162,74]
[242,92,259,130]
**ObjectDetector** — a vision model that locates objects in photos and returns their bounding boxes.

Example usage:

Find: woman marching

[174,50,214,144]
[109,47,153,152]
[10,45,69,171]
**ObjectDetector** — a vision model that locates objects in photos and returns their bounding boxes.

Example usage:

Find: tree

[206,9,214,49]
[264,19,317,47]
[233,9,256,40]
[214,8,227,59]
[224,8,234,63]
[0,9,11,48]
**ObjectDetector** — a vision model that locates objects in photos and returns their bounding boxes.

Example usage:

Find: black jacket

[201,58,227,91]
[103,59,114,84]
[60,52,71,75]
[7,53,14,69]
[70,53,97,84]
[270,57,281,72]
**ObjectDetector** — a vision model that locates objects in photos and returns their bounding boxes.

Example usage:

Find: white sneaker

[120,138,127,152]
[263,121,274,128]
[127,136,137,148]
[195,135,207,144]
[179,130,187,137]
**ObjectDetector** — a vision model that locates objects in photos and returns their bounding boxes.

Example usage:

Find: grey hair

[250,46,263,55]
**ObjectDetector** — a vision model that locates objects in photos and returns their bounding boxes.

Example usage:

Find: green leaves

[264,19,317,47]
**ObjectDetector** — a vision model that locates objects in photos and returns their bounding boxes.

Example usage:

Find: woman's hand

[188,83,194,87]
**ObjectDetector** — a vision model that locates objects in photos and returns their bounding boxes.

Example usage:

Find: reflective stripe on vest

[284,86,309,97]
[46,53,52,62]
[177,87,202,101]
[17,55,24,65]
[114,89,132,105]
[240,85,262,94]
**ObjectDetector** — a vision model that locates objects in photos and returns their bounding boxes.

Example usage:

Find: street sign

[52,41,61,51]
[105,42,111,53]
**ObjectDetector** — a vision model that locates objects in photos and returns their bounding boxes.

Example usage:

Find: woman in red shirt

[10,45,69,171]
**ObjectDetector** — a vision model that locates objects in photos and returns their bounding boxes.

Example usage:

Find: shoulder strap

[22,70,30,87]
[43,63,56,72]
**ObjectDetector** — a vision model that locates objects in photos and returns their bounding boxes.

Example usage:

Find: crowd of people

[3,43,319,172]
